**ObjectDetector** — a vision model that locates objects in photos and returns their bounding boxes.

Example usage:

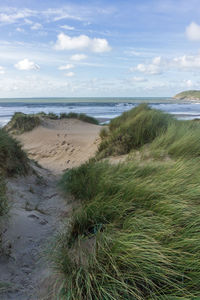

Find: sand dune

[16,118,102,174]
[0,119,102,299]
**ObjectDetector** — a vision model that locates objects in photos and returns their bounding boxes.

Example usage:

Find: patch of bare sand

[17,118,102,174]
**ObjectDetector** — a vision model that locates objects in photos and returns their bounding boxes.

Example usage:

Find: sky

[0,0,200,97]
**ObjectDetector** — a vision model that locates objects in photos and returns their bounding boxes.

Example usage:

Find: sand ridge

[17,118,102,174]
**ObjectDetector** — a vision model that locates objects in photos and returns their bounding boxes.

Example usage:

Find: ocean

[0,97,200,127]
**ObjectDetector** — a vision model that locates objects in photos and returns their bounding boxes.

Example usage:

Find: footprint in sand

[28,214,39,220]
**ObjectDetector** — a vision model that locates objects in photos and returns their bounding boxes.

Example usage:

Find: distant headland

[174,90,200,100]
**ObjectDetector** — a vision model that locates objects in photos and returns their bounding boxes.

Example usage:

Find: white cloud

[0,66,5,74]
[43,8,82,22]
[91,38,111,53]
[31,23,42,30]
[70,54,87,61]
[24,18,33,25]
[132,52,200,76]
[58,63,74,70]
[16,27,24,33]
[131,77,148,82]
[186,22,200,41]
[133,63,161,75]
[14,58,40,71]
[0,9,34,24]
[184,79,193,88]
[152,56,162,65]
[54,33,111,53]
[60,25,75,30]
[65,72,75,77]
[132,56,163,75]
[173,54,200,69]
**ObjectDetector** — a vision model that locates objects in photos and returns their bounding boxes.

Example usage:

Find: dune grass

[0,128,29,247]
[97,104,174,158]
[55,104,200,299]
[58,158,200,299]
[39,111,99,124]
[59,112,99,125]
[6,112,41,134]
[0,177,7,218]
[150,120,200,159]
[0,128,29,177]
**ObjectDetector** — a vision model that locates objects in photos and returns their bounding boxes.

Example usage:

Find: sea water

[0,97,200,127]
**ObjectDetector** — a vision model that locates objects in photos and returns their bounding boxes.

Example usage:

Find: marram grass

[0,128,29,246]
[97,104,174,158]
[0,128,29,177]
[55,105,200,299]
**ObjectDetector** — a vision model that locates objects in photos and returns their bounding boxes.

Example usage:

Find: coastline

[1,98,200,128]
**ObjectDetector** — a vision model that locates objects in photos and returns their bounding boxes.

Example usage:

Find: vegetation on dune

[5,111,99,134]
[0,177,7,218]
[0,129,29,177]
[174,90,200,100]
[0,128,29,247]
[6,112,41,134]
[150,120,200,159]
[43,111,99,124]
[59,112,99,125]
[97,104,174,158]
[55,104,200,299]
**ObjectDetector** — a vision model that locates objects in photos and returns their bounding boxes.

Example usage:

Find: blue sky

[0,0,200,97]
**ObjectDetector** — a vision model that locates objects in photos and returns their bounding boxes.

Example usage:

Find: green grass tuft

[0,129,29,177]
[97,104,174,158]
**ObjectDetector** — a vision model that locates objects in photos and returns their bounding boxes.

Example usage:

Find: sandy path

[0,119,101,299]
[0,166,71,299]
